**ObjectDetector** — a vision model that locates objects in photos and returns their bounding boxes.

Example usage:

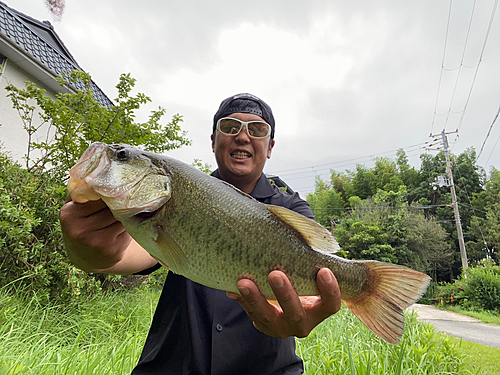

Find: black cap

[213,93,275,139]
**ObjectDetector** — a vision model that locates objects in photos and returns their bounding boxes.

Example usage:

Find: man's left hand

[226,268,341,338]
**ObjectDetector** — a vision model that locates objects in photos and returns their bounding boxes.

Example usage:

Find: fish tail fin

[343,261,431,344]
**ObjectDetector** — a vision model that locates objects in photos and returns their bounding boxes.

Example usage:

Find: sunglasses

[216,117,271,139]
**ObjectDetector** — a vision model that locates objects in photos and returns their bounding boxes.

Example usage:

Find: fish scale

[67,142,431,344]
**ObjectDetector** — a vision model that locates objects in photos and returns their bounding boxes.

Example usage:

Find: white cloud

[7,0,500,196]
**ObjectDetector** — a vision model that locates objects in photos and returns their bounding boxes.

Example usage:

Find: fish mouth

[133,207,162,221]
[67,143,109,203]
[129,202,167,222]
[70,143,108,181]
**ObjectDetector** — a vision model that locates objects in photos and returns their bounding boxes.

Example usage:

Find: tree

[1,71,190,300]
[396,148,420,195]
[373,157,404,193]
[307,178,345,229]
[333,189,453,276]
[307,147,491,280]
[330,170,354,204]
[469,168,500,263]
[5,71,190,177]
[351,164,377,199]
[334,217,397,263]
[403,209,453,278]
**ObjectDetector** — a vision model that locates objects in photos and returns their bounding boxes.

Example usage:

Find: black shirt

[132,172,314,375]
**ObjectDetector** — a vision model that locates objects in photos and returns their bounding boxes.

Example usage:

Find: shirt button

[216,324,223,332]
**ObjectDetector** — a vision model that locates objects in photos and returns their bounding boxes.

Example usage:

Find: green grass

[1,286,498,374]
[297,309,471,374]
[0,286,158,374]
[449,337,500,375]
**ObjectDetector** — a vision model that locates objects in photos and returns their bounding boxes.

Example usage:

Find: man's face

[211,112,275,187]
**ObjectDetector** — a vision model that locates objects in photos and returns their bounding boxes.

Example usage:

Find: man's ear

[267,139,275,159]
[211,133,215,152]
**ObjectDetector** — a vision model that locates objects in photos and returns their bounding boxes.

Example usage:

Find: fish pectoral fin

[265,205,340,253]
[154,225,189,274]
[343,261,431,344]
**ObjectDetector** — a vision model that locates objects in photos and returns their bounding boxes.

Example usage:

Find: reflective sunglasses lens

[219,118,242,135]
[247,122,270,138]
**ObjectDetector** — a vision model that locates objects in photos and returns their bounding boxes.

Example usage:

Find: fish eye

[116,149,130,160]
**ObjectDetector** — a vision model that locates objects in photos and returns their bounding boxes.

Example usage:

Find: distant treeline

[306,148,498,281]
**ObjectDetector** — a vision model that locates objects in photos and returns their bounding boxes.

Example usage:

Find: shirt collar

[211,169,275,199]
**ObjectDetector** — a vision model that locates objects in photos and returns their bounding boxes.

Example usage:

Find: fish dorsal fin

[154,225,189,274]
[265,205,340,253]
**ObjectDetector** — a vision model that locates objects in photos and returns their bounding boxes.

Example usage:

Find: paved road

[407,304,500,348]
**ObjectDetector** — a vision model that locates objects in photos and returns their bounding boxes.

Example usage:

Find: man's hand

[60,198,158,274]
[60,199,132,271]
[226,268,341,338]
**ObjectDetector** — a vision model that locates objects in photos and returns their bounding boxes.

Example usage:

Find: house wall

[0,58,57,166]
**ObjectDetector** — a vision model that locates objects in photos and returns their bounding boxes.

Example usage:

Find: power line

[457,202,488,215]
[274,143,429,197]
[485,127,500,168]
[476,104,500,162]
[269,142,428,178]
[444,0,477,131]
[430,0,453,136]
[456,0,499,133]
[430,0,498,138]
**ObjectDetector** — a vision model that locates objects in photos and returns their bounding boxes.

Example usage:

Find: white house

[0,1,111,165]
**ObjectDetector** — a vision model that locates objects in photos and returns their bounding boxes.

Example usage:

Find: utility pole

[431,130,469,275]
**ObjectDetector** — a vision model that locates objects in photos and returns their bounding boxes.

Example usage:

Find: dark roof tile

[0,1,113,108]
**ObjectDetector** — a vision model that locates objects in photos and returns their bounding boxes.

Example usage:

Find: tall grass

[0,286,156,374]
[0,285,484,374]
[297,308,470,374]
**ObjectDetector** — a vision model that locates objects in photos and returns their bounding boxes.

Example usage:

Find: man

[60,93,341,374]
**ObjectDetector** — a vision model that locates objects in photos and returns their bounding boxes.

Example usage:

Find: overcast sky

[10,0,500,197]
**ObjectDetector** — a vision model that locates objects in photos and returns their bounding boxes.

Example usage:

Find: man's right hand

[59,199,157,274]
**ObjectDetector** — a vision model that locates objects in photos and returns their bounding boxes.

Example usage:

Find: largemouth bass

[67,142,430,344]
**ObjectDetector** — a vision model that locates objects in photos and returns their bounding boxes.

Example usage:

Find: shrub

[463,263,500,313]
[419,281,440,305]
[435,281,464,307]
[0,151,103,301]
[434,261,500,313]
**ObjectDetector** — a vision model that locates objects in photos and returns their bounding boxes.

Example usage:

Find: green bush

[419,281,440,304]
[464,263,500,313]
[0,151,102,301]
[434,261,500,313]
[435,281,463,307]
